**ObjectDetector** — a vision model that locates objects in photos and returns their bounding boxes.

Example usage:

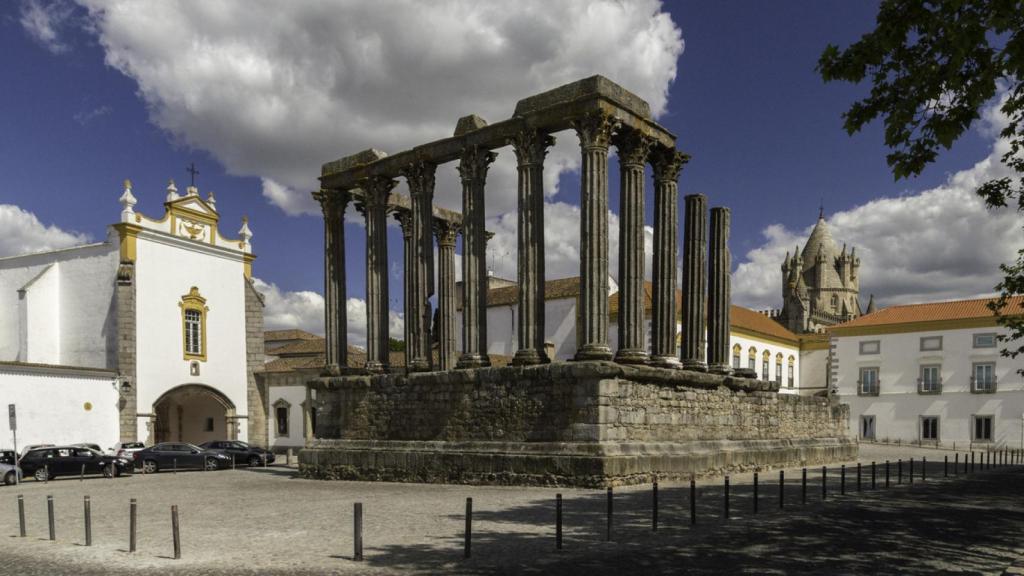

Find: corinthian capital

[456,146,497,183]
[572,110,618,150]
[393,207,413,237]
[511,128,555,166]
[650,148,691,183]
[613,129,653,167]
[360,175,398,208]
[400,160,437,198]
[433,219,461,247]
[313,189,349,218]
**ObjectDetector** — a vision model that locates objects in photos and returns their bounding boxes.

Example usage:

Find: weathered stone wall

[244,277,267,448]
[115,261,138,442]
[302,362,855,487]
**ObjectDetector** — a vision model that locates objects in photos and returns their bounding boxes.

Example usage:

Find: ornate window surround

[273,398,291,437]
[179,286,209,362]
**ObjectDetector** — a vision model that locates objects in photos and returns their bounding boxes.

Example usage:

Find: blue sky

[1,1,1018,340]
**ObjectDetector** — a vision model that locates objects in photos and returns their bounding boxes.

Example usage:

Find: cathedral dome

[800,215,838,271]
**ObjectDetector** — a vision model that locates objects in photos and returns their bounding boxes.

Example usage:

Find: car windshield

[123,443,144,449]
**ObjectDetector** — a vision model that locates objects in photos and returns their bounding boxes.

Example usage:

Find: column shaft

[613,130,652,364]
[681,194,708,370]
[512,129,554,365]
[457,147,496,368]
[316,190,349,374]
[402,162,437,372]
[707,207,732,374]
[362,176,397,373]
[573,111,616,361]
[394,209,413,366]
[650,150,688,367]
[435,221,460,370]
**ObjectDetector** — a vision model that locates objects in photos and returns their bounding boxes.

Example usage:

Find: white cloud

[0,204,91,257]
[19,0,76,54]
[253,278,403,348]
[71,0,683,215]
[733,132,1024,310]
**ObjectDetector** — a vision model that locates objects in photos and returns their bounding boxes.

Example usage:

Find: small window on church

[185,312,202,354]
[180,287,209,361]
[277,406,289,436]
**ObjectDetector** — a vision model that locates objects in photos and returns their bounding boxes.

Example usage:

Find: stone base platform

[299,362,856,487]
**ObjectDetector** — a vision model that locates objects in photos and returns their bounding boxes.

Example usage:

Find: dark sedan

[133,443,232,474]
[199,441,275,467]
[0,450,15,465]
[19,446,132,481]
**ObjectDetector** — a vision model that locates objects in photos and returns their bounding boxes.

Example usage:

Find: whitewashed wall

[729,333,801,394]
[0,366,119,451]
[835,326,1024,446]
[267,378,309,450]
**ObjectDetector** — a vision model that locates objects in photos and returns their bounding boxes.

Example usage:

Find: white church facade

[0,179,265,453]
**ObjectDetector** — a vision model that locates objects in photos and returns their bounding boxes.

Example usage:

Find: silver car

[0,462,22,485]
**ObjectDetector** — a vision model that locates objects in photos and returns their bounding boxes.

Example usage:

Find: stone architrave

[393,208,413,360]
[360,175,398,373]
[572,110,618,361]
[434,219,460,370]
[314,189,349,375]
[401,161,437,372]
[680,193,708,371]
[612,129,653,364]
[649,149,689,368]
[456,146,497,369]
[511,128,555,365]
[707,206,732,374]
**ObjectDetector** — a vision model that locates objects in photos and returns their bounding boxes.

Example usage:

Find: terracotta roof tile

[265,329,320,341]
[832,295,1023,329]
[479,277,581,308]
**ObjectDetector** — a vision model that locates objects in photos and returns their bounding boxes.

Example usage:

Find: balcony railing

[917,377,942,395]
[970,375,997,394]
[857,379,880,396]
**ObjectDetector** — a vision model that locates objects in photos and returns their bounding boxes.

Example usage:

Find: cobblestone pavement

[0,444,1021,575]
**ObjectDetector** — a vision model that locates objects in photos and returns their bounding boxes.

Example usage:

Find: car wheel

[102,464,117,478]
[142,460,158,475]
[204,457,219,471]
[248,455,261,467]
[33,468,50,482]
[3,471,14,485]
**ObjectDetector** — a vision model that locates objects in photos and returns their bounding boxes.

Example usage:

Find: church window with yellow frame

[180,287,209,361]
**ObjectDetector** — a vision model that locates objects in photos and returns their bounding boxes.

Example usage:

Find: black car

[19,446,132,481]
[0,450,15,465]
[199,441,275,467]
[133,443,232,474]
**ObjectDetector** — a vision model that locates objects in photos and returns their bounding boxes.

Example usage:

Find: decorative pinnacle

[124,179,132,191]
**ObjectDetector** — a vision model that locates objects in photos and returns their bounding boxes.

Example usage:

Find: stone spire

[865,294,877,314]
[119,179,137,223]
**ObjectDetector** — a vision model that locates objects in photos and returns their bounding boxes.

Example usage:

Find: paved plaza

[0,444,1021,575]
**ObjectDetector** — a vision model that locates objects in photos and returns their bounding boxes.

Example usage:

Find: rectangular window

[972,362,996,393]
[921,416,939,441]
[787,364,794,389]
[858,367,880,396]
[973,333,997,348]
[775,362,782,384]
[733,353,740,369]
[762,359,770,381]
[748,357,755,371]
[859,340,880,355]
[973,415,993,441]
[919,336,943,351]
[276,406,289,436]
[861,415,875,440]
[184,309,203,356]
[919,365,941,394]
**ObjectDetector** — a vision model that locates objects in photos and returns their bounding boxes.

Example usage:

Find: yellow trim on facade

[748,346,757,359]
[242,254,255,279]
[113,223,142,262]
[830,316,1001,337]
[179,286,209,362]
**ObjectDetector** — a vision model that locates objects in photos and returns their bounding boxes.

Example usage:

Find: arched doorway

[153,384,236,445]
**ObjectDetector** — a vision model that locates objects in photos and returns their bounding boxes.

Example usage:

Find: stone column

[649,149,689,368]
[573,110,617,361]
[456,146,497,368]
[393,208,413,363]
[434,219,460,370]
[360,175,397,373]
[511,128,554,365]
[304,383,314,441]
[314,189,349,374]
[613,129,652,364]
[680,193,708,370]
[707,207,732,374]
[401,161,437,372]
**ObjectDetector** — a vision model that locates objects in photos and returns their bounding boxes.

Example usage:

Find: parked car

[198,441,276,467]
[0,450,16,465]
[0,462,22,485]
[133,443,232,474]
[19,446,132,482]
[112,441,146,459]
[73,443,104,454]
[20,444,53,457]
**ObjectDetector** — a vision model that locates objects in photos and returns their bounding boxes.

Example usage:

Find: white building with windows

[832,296,1024,447]
[0,179,265,452]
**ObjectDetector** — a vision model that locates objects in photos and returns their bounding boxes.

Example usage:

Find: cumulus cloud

[19,0,77,54]
[67,0,682,215]
[0,204,91,257]
[733,131,1024,310]
[253,278,403,348]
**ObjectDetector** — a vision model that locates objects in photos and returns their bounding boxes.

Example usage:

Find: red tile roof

[832,295,1022,330]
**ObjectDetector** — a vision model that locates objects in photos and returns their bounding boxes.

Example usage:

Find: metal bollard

[724,476,730,519]
[47,495,55,541]
[954,453,959,475]
[130,498,137,553]
[857,463,862,492]
[555,494,563,550]
[606,487,613,541]
[464,497,472,559]
[922,457,926,482]
[840,465,846,495]
[753,472,759,514]
[897,459,903,484]
[173,459,177,475]
[801,468,807,504]
[353,503,363,561]
[18,495,26,537]
[232,455,236,471]
[44,464,48,484]
[652,481,659,532]
[821,466,827,500]
[945,455,948,477]
[885,460,890,488]
[171,505,181,560]
[970,452,974,473]
[690,478,696,525]
[80,464,85,482]
[779,470,785,509]
[84,496,92,547]
[909,458,914,484]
